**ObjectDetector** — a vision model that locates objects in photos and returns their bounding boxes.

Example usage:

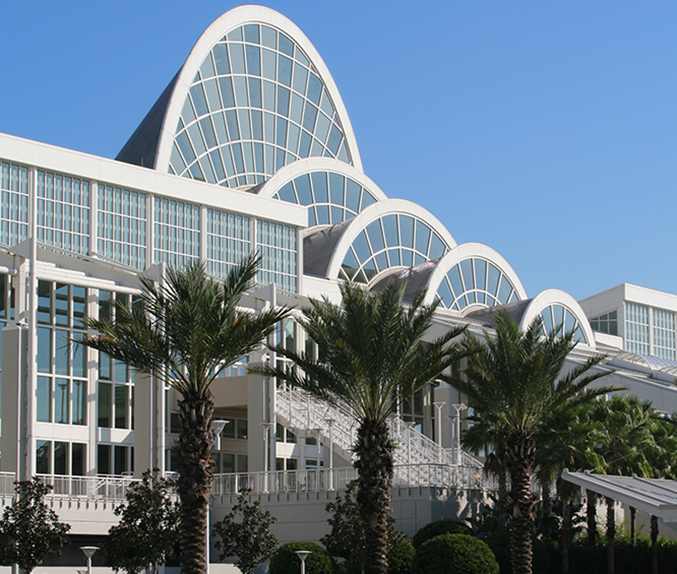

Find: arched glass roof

[272,171,378,226]
[340,213,449,284]
[169,23,350,187]
[436,256,520,311]
[539,303,587,344]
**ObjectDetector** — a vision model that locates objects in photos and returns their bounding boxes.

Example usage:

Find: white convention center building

[1,4,677,569]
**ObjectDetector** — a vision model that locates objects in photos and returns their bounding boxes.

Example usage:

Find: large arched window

[340,214,448,284]
[273,171,378,226]
[169,23,350,187]
[435,257,520,310]
[539,304,587,343]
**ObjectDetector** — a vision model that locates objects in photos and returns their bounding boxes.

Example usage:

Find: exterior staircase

[275,384,483,488]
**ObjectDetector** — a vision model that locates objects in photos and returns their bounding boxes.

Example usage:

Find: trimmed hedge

[414,533,499,574]
[388,539,415,574]
[412,519,473,549]
[269,541,334,574]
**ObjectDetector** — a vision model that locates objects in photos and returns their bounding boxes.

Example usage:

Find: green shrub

[412,519,472,548]
[414,533,499,574]
[388,539,415,574]
[269,541,334,574]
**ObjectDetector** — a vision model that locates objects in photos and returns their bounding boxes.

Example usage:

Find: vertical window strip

[97,184,146,269]
[255,219,297,292]
[152,197,201,268]
[0,162,30,246]
[205,208,251,279]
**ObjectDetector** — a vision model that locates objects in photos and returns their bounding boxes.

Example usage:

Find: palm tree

[79,256,290,574]
[590,395,655,574]
[253,281,467,574]
[446,311,614,574]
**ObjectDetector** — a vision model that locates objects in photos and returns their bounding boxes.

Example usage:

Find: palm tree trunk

[177,393,215,574]
[630,507,636,545]
[498,468,509,526]
[606,497,615,574]
[587,491,597,546]
[561,497,572,574]
[506,429,537,574]
[542,480,552,537]
[651,515,658,574]
[354,418,393,574]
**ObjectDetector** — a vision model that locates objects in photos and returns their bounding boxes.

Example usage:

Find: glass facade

[169,23,350,187]
[272,171,377,226]
[436,257,520,311]
[625,302,650,355]
[36,281,89,426]
[590,310,618,336]
[153,197,200,267]
[652,308,675,361]
[37,170,90,255]
[340,214,448,284]
[0,162,29,246]
[540,304,587,344]
[256,219,297,292]
[97,184,147,269]
[205,209,250,279]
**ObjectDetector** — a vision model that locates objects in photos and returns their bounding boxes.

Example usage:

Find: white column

[326,418,334,490]
[433,401,445,462]
[25,167,38,478]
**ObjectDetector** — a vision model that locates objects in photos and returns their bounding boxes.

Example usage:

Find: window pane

[37,327,52,374]
[98,382,112,427]
[98,445,111,475]
[73,381,86,425]
[115,385,129,429]
[72,443,86,476]
[54,442,68,475]
[115,446,128,475]
[37,376,52,422]
[237,419,248,439]
[55,378,69,424]
[36,440,51,474]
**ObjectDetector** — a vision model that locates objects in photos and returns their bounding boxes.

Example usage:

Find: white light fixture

[80,546,99,574]
[295,550,312,574]
[212,419,229,450]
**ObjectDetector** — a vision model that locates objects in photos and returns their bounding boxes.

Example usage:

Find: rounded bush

[388,539,415,574]
[414,533,499,574]
[412,519,473,549]
[270,541,334,574]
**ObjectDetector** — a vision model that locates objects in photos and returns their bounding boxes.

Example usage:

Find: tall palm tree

[253,281,467,574]
[446,311,614,574]
[79,256,290,574]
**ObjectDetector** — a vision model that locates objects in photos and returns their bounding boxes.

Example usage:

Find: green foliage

[103,470,180,574]
[322,481,406,570]
[269,542,334,574]
[387,540,415,574]
[412,519,472,549]
[414,533,499,574]
[0,478,70,573]
[212,491,277,574]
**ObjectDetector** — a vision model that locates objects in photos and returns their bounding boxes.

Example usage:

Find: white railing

[37,474,138,501]
[212,463,496,496]
[275,384,483,479]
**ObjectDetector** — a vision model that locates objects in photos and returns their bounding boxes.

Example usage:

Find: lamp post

[295,550,311,574]
[80,546,99,574]
[433,401,446,462]
[449,404,467,465]
[208,420,229,574]
[325,418,335,490]
[261,422,275,492]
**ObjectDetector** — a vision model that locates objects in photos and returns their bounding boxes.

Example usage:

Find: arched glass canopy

[340,213,449,284]
[436,256,520,311]
[169,23,350,187]
[272,171,378,226]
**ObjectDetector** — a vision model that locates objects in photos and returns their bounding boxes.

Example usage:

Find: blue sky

[2,2,676,300]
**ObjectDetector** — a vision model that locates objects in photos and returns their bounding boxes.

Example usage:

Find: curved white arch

[422,242,528,308]
[325,199,457,280]
[154,5,362,174]
[520,288,596,348]
[256,157,387,202]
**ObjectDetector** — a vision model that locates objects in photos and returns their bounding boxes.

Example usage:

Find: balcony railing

[36,474,138,501]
